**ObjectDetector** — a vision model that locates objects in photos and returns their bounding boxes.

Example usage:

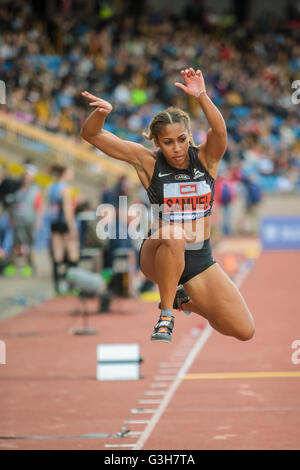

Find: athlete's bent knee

[235,324,255,341]
[160,225,186,251]
[162,236,185,252]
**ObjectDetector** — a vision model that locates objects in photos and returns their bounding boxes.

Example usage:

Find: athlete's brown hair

[142,107,198,147]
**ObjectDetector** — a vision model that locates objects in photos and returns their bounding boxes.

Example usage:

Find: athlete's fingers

[174,82,188,93]
[82,94,99,102]
[82,91,105,104]
[82,90,95,97]
[88,103,109,110]
[81,91,97,99]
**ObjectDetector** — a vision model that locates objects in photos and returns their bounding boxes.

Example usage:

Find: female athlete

[81,67,255,344]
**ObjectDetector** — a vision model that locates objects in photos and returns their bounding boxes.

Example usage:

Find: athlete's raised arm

[80,91,148,166]
[174,68,227,171]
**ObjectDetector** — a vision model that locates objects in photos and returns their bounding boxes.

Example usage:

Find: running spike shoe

[151,314,175,343]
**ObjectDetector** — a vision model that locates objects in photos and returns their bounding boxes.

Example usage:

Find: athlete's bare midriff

[147,216,211,245]
[180,215,212,242]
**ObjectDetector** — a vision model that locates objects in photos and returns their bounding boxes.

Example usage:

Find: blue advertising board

[260,217,300,251]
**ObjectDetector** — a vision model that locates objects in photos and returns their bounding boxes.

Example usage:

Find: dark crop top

[146,146,215,222]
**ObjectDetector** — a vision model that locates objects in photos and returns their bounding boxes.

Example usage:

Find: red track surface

[0,247,300,450]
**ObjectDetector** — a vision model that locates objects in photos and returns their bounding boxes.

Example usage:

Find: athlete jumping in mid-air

[80,67,255,344]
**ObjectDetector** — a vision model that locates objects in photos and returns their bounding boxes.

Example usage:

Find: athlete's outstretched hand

[81,91,113,115]
[174,68,206,97]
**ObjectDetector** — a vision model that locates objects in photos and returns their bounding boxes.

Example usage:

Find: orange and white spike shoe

[150,314,175,343]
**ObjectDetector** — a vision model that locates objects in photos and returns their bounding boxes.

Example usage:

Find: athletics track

[0,237,299,450]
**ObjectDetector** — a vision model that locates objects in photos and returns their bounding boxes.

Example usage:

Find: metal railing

[0,111,137,182]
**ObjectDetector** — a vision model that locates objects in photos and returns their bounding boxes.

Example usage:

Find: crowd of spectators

[0,0,299,194]
[0,160,148,297]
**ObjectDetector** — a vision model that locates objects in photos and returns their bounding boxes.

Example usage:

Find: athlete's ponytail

[142,107,199,148]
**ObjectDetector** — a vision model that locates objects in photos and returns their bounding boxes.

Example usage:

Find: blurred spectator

[75,199,106,275]
[0,164,19,276]
[75,199,93,252]
[0,164,22,213]
[0,210,14,274]
[11,163,43,275]
[215,171,237,236]
[101,178,119,208]
[48,165,79,293]
[240,174,263,234]
[99,174,138,296]
[100,175,133,268]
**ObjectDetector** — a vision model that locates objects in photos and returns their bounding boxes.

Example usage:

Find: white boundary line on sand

[134,260,253,450]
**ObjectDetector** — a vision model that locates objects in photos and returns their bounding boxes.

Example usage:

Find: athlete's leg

[140,224,186,311]
[64,233,79,264]
[50,232,67,293]
[183,263,255,341]
[181,299,208,319]
[26,223,35,268]
[51,232,65,262]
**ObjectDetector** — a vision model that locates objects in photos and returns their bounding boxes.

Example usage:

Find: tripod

[70,292,98,335]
